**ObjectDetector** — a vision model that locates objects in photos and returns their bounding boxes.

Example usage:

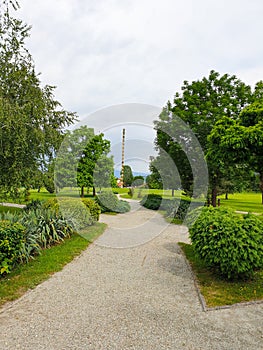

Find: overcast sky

[17,0,263,116]
[16,0,263,172]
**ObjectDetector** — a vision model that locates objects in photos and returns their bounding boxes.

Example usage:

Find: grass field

[0,223,106,308]
[1,187,262,214]
[219,192,263,214]
[179,243,263,308]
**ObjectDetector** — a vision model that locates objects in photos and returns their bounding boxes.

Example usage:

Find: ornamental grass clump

[189,207,263,280]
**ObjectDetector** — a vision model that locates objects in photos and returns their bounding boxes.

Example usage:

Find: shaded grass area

[0,223,106,308]
[179,242,263,308]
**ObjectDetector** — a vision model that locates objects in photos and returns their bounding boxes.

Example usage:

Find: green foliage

[42,198,59,212]
[93,155,114,190]
[43,162,55,194]
[24,199,42,212]
[0,3,76,196]
[180,242,263,307]
[55,126,95,190]
[96,191,130,213]
[114,200,130,213]
[122,165,133,187]
[189,207,263,279]
[77,133,112,196]
[0,223,106,307]
[132,176,144,187]
[154,70,255,203]
[146,173,163,189]
[141,194,203,221]
[81,198,101,222]
[96,191,119,212]
[0,221,25,275]
[140,194,162,210]
[58,199,93,230]
[127,188,134,197]
[208,100,263,204]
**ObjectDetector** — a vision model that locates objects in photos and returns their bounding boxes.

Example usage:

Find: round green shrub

[140,194,162,210]
[42,198,59,213]
[114,200,130,213]
[58,199,93,230]
[189,207,263,279]
[24,199,43,212]
[96,191,118,213]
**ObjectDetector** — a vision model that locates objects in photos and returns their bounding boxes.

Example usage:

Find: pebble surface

[0,200,262,349]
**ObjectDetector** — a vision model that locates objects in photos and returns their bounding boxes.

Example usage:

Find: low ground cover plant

[188,207,263,280]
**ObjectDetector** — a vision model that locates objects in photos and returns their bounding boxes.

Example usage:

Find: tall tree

[93,155,114,191]
[0,0,76,197]
[77,134,111,197]
[55,126,94,190]
[122,165,133,187]
[154,71,252,206]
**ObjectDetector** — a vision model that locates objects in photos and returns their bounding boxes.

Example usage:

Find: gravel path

[0,200,262,349]
[0,202,26,208]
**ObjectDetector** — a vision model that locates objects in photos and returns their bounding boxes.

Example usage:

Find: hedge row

[140,194,203,221]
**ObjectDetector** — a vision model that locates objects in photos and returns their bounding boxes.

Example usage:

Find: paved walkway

[0,200,262,349]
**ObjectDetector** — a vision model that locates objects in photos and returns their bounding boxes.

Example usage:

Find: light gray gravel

[0,200,262,350]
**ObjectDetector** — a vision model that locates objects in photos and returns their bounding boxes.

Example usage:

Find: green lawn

[0,223,106,308]
[120,188,183,199]
[179,243,263,308]
[124,189,263,214]
[219,192,263,214]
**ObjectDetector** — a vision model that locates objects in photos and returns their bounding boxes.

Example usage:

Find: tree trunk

[81,186,84,198]
[93,186,96,197]
[211,187,217,207]
[172,188,175,197]
[225,192,228,200]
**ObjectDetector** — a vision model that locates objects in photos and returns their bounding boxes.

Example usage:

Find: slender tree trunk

[81,186,84,198]
[172,188,175,197]
[93,186,96,197]
[211,187,217,207]
[225,192,228,200]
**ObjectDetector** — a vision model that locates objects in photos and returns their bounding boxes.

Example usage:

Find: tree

[0,1,76,196]
[77,134,111,197]
[93,155,115,191]
[155,70,253,206]
[122,165,133,187]
[55,126,94,190]
[208,99,263,204]
[146,174,162,189]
